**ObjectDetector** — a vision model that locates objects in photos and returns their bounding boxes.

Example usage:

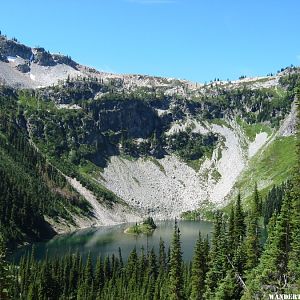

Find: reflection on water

[12,220,213,263]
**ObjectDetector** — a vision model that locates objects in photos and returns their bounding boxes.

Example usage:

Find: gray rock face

[33,48,56,66]
[0,36,32,59]
[0,36,78,70]
[37,80,109,103]
[92,99,163,139]
[279,100,297,136]
[52,54,78,69]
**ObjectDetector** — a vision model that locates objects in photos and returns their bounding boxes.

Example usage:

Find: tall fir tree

[228,205,236,259]
[241,194,294,300]
[0,235,12,299]
[190,232,208,300]
[288,92,300,287]
[94,257,104,291]
[244,186,261,271]
[158,237,167,273]
[234,193,246,246]
[204,212,228,299]
[84,253,93,286]
[168,220,185,300]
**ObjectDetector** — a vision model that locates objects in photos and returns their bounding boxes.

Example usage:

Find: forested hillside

[0,86,91,248]
[1,170,299,299]
[1,93,299,298]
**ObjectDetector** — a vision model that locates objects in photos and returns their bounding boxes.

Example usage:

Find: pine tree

[118,247,123,270]
[84,253,93,285]
[148,247,158,278]
[253,183,262,215]
[103,256,111,281]
[229,193,247,297]
[126,247,138,295]
[95,257,104,291]
[244,186,261,271]
[288,94,300,287]
[0,235,12,299]
[159,237,167,273]
[168,220,185,300]
[234,193,246,245]
[27,283,36,300]
[242,180,296,299]
[228,205,235,258]
[204,212,228,299]
[190,232,208,300]
[214,269,241,300]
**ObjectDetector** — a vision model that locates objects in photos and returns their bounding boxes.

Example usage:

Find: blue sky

[1,0,300,82]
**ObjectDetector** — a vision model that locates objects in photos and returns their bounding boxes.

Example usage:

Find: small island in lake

[125,217,157,235]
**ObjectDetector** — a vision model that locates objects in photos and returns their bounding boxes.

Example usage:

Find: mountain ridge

[0,33,296,91]
[0,33,298,244]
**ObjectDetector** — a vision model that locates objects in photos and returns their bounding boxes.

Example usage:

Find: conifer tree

[158,237,167,272]
[242,180,296,299]
[103,256,111,281]
[84,253,93,285]
[204,212,228,299]
[244,186,261,271]
[126,247,138,295]
[148,247,158,278]
[242,215,285,298]
[118,247,123,269]
[190,232,208,300]
[288,95,300,286]
[228,205,235,258]
[95,257,104,291]
[168,220,185,300]
[0,235,12,299]
[214,269,241,300]
[234,193,246,245]
[254,183,263,214]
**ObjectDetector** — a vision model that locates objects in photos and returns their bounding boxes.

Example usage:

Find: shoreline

[12,217,207,255]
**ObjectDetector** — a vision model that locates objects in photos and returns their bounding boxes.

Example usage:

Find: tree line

[1,172,299,299]
[0,87,90,248]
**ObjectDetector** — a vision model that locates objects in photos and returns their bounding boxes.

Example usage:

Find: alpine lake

[11,220,213,263]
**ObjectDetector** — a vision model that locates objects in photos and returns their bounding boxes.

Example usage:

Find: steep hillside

[0,87,88,247]
[17,73,299,220]
[0,86,140,248]
[0,33,299,236]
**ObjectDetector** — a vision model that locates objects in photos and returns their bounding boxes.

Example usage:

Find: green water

[12,220,213,262]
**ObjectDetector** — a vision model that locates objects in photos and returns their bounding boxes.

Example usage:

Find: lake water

[12,220,213,263]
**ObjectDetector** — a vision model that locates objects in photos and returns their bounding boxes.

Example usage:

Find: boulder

[16,63,30,73]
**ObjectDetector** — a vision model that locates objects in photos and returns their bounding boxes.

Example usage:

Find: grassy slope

[236,117,274,141]
[233,135,297,201]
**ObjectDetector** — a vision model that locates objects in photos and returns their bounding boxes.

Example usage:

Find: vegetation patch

[236,117,273,141]
[167,131,218,162]
[233,136,297,198]
[125,217,157,235]
[132,176,140,186]
[181,200,217,221]
[147,156,166,174]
